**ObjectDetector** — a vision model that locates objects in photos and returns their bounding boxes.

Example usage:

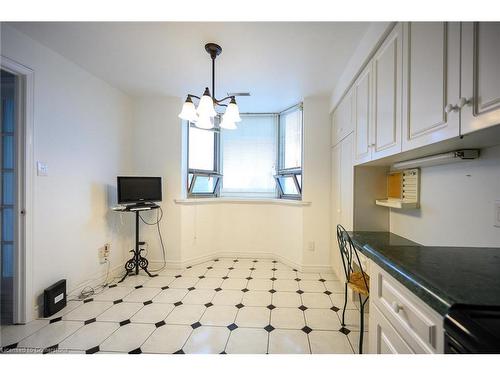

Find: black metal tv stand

[118,203,160,283]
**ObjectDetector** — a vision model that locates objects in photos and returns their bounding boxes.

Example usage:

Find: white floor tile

[200,305,237,326]
[195,277,223,289]
[99,323,155,352]
[299,280,326,292]
[93,287,134,302]
[320,272,339,281]
[205,268,229,278]
[182,289,216,305]
[0,319,49,347]
[304,309,340,330]
[325,280,344,293]
[228,269,251,278]
[142,276,174,288]
[242,291,272,307]
[118,275,149,287]
[123,287,162,303]
[235,307,270,328]
[130,303,175,324]
[274,270,297,279]
[330,292,357,310]
[347,330,369,354]
[301,293,333,308]
[96,302,143,322]
[271,308,305,329]
[41,300,83,320]
[250,270,274,279]
[169,277,199,289]
[159,268,183,277]
[63,301,113,321]
[182,326,230,354]
[226,328,268,354]
[233,260,254,269]
[18,320,83,349]
[273,263,292,271]
[268,329,310,354]
[141,324,192,353]
[58,322,119,351]
[152,288,188,303]
[182,268,207,278]
[309,330,353,354]
[211,290,244,306]
[211,260,234,269]
[273,279,300,292]
[272,292,302,308]
[296,272,321,280]
[164,305,205,325]
[247,279,272,291]
[221,278,247,290]
[337,309,369,332]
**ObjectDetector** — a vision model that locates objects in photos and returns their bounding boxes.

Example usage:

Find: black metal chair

[336,224,370,354]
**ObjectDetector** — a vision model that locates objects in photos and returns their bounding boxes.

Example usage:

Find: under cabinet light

[391,150,479,170]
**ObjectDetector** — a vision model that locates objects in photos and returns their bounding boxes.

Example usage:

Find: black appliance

[444,304,500,353]
[117,176,162,204]
[43,279,67,318]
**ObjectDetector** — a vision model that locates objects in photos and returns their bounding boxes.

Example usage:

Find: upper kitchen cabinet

[372,23,403,160]
[402,23,461,151]
[332,88,354,146]
[461,22,500,135]
[353,63,373,165]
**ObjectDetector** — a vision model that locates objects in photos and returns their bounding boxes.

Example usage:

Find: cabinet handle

[458,97,473,109]
[445,104,459,113]
[391,301,403,314]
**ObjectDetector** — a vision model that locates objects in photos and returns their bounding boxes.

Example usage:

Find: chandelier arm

[187,94,201,100]
[212,56,215,100]
[214,96,234,104]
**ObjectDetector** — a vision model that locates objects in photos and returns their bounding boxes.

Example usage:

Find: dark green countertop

[349,231,500,316]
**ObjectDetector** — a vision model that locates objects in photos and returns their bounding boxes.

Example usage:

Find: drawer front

[371,263,443,353]
[370,304,414,354]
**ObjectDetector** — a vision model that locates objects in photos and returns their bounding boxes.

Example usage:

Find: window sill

[174,198,311,207]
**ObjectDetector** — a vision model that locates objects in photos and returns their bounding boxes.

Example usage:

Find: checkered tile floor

[0,257,368,354]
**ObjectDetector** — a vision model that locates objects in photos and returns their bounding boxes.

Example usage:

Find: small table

[115,203,159,283]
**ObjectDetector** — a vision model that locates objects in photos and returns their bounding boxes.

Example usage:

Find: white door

[402,22,461,151]
[353,64,373,164]
[339,134,353,230]
[461,22,500,134]
[370,305,414,354]
[372,23,403,160]
[330,144,342,279]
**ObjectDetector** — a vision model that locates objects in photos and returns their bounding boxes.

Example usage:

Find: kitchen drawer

[369,304,414,354]
[371,262,443,353]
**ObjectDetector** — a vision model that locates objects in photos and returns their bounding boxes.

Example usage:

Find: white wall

[131,96,332,271]
[1,24,135,317]
[390,144,500,247]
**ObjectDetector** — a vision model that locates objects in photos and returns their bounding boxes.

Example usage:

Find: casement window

[275,105,303,199]
[187,122,221,197]
[186,103,303,200]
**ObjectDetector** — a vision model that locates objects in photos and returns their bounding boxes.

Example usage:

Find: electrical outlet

[98,243,111,264]
[307,241,315,252]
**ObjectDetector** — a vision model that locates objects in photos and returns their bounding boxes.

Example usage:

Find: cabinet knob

[458,97,472,109]
[391,301,402,314]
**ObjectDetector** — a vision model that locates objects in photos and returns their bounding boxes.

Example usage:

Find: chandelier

[178,43,241,130]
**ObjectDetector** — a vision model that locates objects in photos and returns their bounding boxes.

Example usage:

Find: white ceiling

[10,22,370,112]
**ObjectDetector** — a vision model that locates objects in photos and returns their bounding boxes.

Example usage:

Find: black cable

[138,205,166,272]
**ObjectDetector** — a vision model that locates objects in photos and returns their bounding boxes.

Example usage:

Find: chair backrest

[336,224,369,292]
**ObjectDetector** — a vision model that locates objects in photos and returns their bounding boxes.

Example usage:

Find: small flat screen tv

[117,176,162,204]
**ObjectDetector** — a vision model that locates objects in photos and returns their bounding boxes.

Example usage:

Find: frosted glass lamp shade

[196,115,214,130]
[178,97,198,122]
[224,100,241,122]
[220,116,237,130]
[197,89,217,118]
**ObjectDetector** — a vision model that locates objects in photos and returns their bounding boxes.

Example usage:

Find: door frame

[1,55,35,323]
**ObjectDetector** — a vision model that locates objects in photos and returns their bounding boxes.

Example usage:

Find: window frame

[275,103,304,200]
[186,121,222,198]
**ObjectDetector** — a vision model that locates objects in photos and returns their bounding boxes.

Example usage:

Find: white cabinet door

[339,134,353,230]
[461,22,500,134]
[372,23,403,160]
[402,22,461,151]
[330,144,342,279]
[332,89,354,146]
[370,304,414,354]
[353,64,373,165]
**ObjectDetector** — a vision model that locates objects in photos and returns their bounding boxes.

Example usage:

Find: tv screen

[117,176,162,204]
